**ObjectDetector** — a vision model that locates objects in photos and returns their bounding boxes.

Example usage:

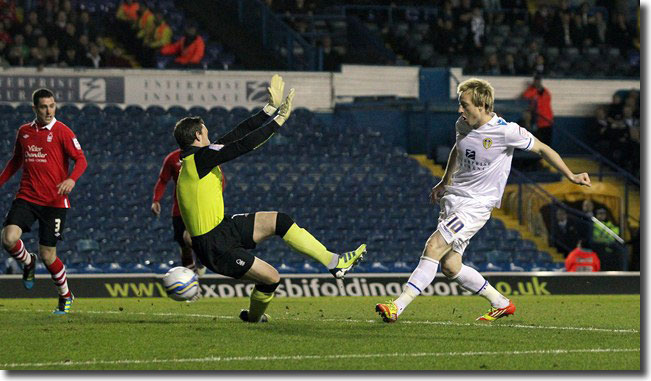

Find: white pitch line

[0,308,639,334]
[0,348,640,368]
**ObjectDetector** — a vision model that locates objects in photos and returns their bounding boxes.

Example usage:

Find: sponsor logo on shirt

[236,259,246,266]
[72,138,81,150]
[460,148,489,171]
[24,145,48,161]
[482,138,493,149]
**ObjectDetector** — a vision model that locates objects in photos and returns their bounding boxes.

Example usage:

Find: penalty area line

[1,348,640,368]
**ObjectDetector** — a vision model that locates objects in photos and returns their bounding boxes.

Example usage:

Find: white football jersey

[445,113,535,208]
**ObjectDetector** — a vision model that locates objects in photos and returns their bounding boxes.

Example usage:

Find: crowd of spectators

[115,0,205,69]
[590,88,640,177]
[268,0,639,78]
[549,199,630,271]
[0,0,640,76]
[0,0,208,70]
[0,0,135,69]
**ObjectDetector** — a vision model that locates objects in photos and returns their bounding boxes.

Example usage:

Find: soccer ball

[162,266,199,301]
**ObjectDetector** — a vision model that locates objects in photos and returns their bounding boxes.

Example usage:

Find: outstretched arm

[430,143,458,203]
[195,118,281,178]
[216,109,272,145]
[529,139,591,186]
[217,74,286,144]
[195,89,295,178]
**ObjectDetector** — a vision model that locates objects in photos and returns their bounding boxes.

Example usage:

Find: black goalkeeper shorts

[190,213,257,278]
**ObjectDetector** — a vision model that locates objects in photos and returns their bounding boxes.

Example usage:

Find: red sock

[46,257,71,298]
[6,240,32,266]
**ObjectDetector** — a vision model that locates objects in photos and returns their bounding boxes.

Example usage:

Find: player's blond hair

[457,78,495,113]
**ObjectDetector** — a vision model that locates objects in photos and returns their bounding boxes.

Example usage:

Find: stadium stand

[1,1,639,76]
[267,0,639,77]
[0,1,638,275]
[0,104,564,274]
[0,0,235,70]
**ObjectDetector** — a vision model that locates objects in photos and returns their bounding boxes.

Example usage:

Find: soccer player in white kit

[376,78,591,322]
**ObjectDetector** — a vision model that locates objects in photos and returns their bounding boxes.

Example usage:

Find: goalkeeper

[174,74,366,322]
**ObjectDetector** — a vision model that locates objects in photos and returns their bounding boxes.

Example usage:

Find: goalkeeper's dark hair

[174,116,205,149]
[32,88,55,106]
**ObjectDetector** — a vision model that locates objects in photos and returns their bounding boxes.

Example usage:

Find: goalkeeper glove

[273,88,295,127]
[263,74,285,115]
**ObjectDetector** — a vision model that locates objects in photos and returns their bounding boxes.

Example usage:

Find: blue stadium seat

[486,219,506,231]
[103,104,123,117]
[467,251,488,272]
[531,251,553,271]
[298,261,321,274]
[146,105,166,116]
[15,104,33,117]
[59,104,81,118]
[188,106,208,118]
[167,105,188,119]
[368,261,391,273]
[512,250,536,271]
[504,229,522,241]
[276,262,298,274]
[521,240,537,250]
[81,104,101,116]
[124,105,145,118]
[0,104,13,114]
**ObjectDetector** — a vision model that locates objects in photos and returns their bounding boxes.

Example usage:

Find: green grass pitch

[0,295,639,370]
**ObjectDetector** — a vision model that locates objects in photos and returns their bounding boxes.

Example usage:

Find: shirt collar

[180,145,201,159]
[32,117,56,130]
[477,113,498,129]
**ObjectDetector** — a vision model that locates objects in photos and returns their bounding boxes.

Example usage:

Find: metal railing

[553,127,639,236]
[236,0,320,71]
[505,168,629,270]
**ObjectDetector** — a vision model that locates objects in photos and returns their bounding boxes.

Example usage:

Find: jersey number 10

[446,216,465,233]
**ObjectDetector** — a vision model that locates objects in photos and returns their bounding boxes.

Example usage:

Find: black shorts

[191,213,257,279]
[172,215,187,247]
[3,198,67,247]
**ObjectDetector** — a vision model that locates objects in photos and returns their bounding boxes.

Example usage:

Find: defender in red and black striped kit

[0,88,87,314]
[151,148,226,275]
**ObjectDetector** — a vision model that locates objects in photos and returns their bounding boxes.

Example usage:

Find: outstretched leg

[253,211,365,278]
[442,254,514,321]
[376,230,450,322]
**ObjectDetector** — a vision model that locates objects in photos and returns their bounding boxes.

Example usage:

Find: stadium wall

[0,273,639,298]
[448,68,640,117]
[0,67,638,116]
[0,67,633,154]
[328,106,590,155]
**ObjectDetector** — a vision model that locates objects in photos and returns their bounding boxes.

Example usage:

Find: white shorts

[437,194,493,255]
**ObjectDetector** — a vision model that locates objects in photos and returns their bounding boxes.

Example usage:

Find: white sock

[326,254,339,269]
[394,257,439,315]
[451,265,509,308]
